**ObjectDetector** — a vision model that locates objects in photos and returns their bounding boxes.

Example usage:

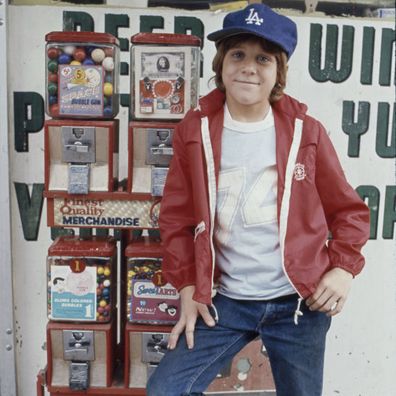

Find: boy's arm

[159,124,197,291]
[306,123,370,314]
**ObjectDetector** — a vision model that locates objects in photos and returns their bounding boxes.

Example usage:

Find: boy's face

[222,40,277,114]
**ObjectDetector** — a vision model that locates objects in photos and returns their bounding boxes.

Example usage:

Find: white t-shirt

[214,104,295,300]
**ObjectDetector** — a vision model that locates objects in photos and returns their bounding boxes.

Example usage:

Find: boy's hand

[306,267,353,316]
[167,285,216,350]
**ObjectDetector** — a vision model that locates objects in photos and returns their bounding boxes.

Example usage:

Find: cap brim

[207,27,289,56]
[207,27,262,42]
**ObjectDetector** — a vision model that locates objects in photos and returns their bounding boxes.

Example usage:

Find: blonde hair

[211,34,288,103]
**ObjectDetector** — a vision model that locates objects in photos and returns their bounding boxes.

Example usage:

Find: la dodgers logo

[294,163,306,181]
[245,8,264,25]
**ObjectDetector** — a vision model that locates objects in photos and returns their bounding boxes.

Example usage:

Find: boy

[147,4,370,396]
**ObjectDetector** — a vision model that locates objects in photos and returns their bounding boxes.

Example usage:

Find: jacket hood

[198,88,308,120]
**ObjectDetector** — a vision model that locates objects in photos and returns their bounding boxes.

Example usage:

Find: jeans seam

[185,332,247,394]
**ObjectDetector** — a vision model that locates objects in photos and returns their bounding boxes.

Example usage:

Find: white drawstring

[210,303,219,323]
[294,297,304,325]
[194,221,206,242]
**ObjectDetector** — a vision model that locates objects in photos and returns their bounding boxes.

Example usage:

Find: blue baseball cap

[207,3,297,59]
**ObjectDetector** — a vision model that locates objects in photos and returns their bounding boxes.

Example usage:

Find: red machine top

[48,236,116,257]
[130,32,201,46]
[45,31,119,46]
[125,237,163,258]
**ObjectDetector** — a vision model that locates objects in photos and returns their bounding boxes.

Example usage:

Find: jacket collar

[198,88,308,120]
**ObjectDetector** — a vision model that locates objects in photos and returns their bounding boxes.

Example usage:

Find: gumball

[48,95,57,105]
[48,73,58,83]
[97,306,105,314]
[105,73,113,83]
[103,107,113,117]
[86,46,95,55]
[70,60,81,66]
[48,60,58,73]
[58,53,72,64]
[49,104,59,117]
[104,267,111,277]
[102,57,114,72]
[91,48,105,63]
[104,47,114,57]
[99,300,107,308]
[63,45,76,55]
[48,82,57,95]
[102,288,110,297]
[103,83,113,96]
[83,58,95,65]
[47,47,59,59]
[73,47,86,62]
[103,279,110,287]
[97,266,104,275]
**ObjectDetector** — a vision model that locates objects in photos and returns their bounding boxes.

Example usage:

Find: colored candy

[48,60,58,73]
[63,45,76,55]
[48,95,57,105]
[102,57,114,72]
[58,53,72,64]
[104,107,113,117]
[83,58,95,65]
[48,73,58,83]
[47,47,59,59]
[91,48,105,63]
[103,82,113,96]
[73,47,86,62]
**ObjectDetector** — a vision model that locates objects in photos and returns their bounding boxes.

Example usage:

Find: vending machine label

[50,265,97,321]
[59,65,104,116]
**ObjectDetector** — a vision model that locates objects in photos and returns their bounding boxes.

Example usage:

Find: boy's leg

[260,300,331,396]
[147,294,259,396]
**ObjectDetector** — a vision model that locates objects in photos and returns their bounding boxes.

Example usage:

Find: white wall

[5,4,395,396]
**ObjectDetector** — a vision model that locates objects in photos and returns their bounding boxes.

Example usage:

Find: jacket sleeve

[159,123,197,291]
[314,123,370,277]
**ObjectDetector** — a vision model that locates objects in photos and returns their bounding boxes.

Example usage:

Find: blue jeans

[146,293,331,396]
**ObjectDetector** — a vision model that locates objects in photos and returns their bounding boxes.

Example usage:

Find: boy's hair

[211,34,288,103]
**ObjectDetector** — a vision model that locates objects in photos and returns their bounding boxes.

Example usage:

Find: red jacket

[159,89,370,305]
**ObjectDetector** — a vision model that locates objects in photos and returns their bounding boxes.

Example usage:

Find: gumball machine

[45,236,117,392]
[44,32,120,198]
[120,33,201,392]
[124,237,179,390]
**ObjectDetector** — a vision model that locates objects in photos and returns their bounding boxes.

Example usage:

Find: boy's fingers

[198,305,216,327]
[167,320,185,350]
[185,316,197,349]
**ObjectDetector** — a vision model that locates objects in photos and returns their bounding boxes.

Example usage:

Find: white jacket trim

[279,118,304,297]
[201,116,217,292]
